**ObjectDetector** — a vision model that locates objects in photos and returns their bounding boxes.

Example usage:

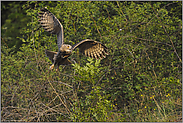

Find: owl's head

[60,44,72,57]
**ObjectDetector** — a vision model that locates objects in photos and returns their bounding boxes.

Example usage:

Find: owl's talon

[50,64,54,70]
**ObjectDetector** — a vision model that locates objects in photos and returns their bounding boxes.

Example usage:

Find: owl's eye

[67,46,70,48]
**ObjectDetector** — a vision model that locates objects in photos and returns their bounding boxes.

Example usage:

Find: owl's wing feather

[38,7,64,50]
[72,39,108,59]
[45,49,57,63]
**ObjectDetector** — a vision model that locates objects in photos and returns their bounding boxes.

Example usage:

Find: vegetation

[1,1,182,122]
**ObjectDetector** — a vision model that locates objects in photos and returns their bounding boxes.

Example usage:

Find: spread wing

[72,39,108,59]
[38,7,64,50]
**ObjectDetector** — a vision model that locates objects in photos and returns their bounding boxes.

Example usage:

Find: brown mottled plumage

[38,7,108,71]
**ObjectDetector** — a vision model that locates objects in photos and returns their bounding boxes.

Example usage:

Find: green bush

[1,1,182,122]
[70,59,115,121]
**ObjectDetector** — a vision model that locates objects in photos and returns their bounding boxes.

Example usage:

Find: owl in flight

[38,7,108,71]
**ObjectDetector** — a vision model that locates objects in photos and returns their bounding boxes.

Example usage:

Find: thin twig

[47,80,71,114]
[147,2,175,26]
[123,47,135,59]
[50,81,73,88]
[90,15,101,37]
[126,35,173,47]
[116,1,128,22]
[150,3,181,62]
[1,37,9,48]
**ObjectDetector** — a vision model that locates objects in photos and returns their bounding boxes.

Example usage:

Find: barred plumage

[38,7,108,71]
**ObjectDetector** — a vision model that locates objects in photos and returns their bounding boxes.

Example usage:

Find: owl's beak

[61,50,72,58]
[65,49,72,54]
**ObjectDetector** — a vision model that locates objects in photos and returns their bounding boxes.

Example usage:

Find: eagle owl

[38,7,108,71]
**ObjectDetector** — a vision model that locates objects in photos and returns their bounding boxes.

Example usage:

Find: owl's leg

[49,54,57,70]
[56,66,59,72]
[55,63,59,72]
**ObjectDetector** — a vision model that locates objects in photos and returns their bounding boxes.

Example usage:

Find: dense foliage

[1,1,182,122]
